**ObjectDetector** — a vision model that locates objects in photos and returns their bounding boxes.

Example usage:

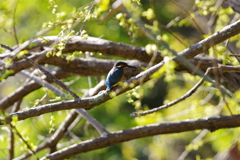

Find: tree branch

[23,55,80,99]
[0,36,163,64]
[0,69,73,110]
[132,64,240,117]
[13,80,106,160]
[131,67,211,117]
[20,71,108,136]
[2,91,110,124]
[2,19,240,124]
[41,114,240,160]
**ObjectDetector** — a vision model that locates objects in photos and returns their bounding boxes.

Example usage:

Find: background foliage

[1,0,240,159]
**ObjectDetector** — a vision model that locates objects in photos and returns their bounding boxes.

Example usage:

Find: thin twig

[76,3,95,35]
[1,111,38,159]
[177,129,209,160]
[132,64,240,117]
[0,43,14,51]
[12,0,20,45]
[170,0,205,37]
[0,69,72,111]
[19,70,68,99]
[0,43,80,99]
[223,96,234,115]
[8,100,22,159]
[12,124,37,159]
[23,55,80,99]
[131,67,211,117]
[8,124,14,160]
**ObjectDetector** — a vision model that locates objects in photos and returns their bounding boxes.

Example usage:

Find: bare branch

[131,67,211,117]
[132,64,240,117]
[14,80,106,160]
[23,55,80,99]
[170,0,205,37]
[19,71,67,99]
[8,124,14,160]
[0,43,14,52]
[0,59,141,111]
[12,0,20,45]
[20,70,108,136]
[8,100,22,160]
[177,20,240,59]
[0,36,163,64]
[0,43,80,102]
[177,129,209,160]
[42,114,240,160]
[2,91,110,124]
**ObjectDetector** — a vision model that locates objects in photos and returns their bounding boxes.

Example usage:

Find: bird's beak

[127,65,136,68]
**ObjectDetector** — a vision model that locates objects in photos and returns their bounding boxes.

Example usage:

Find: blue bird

[106,61,136,91]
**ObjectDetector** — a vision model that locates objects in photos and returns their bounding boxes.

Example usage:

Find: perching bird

[106,61,136,91]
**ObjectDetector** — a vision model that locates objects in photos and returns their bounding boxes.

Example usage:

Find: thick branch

[14,81,106,160]
[3,19,240,124]
[0,36,163,64]
[178,20,240,60]
[21,36,163,63]
[2,20,240,79]
[0,59,140,111]
[3,92,110,124]
[42,114,240,160]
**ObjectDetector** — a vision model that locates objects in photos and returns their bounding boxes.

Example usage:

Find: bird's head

[114,61,136,69]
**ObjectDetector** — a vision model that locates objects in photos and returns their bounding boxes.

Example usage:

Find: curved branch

[0,59,141,110]
[42,114,240,160]
[2,19,240,124]
[132,66,211,117]
[3,18,240,80]
[133,64,240,117]
[1,36,163,63]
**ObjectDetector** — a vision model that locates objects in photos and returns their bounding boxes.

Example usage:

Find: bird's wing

[107,68,123,86]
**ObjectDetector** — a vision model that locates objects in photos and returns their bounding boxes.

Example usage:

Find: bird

[106,61,136,91]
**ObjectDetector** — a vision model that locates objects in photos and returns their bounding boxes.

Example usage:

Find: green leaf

[11,115,19,126]
[17,50,28,59]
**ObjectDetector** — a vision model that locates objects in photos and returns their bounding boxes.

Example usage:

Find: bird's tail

[106,86,111,91]
[106,81,111,91]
